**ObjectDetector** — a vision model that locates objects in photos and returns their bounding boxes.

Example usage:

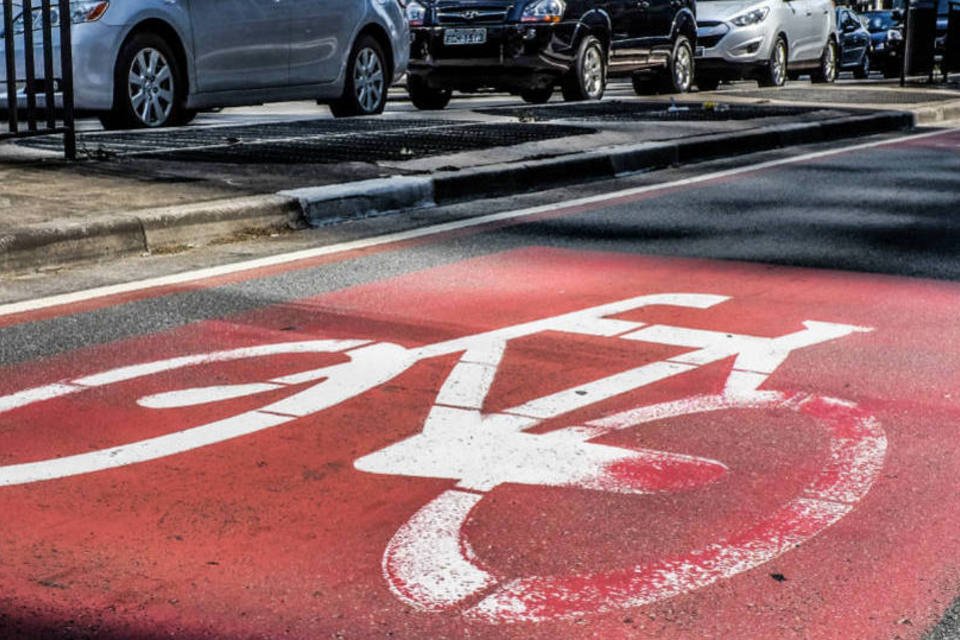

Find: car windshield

[864,12,899,31]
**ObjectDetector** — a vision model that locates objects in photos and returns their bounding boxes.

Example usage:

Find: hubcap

[582,45,604,98]
[354,47,385,113]
[128,48,174,127]
[673,44,692,90]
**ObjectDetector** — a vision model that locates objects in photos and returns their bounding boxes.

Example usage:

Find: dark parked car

[403,0,697,108]
[862,10,904,78]
[836,7,871,78]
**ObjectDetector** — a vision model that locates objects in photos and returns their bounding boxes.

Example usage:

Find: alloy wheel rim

[583,45,604,98]
[128,47,174,127]
[825,43,837,80]
[772,42,786,86]
[354,47,385,113]
[674,44,692,90]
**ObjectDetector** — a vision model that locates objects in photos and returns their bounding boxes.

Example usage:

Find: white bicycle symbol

[0,293,886,623]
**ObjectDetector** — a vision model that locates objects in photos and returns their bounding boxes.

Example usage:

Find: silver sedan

[1,0,409,128]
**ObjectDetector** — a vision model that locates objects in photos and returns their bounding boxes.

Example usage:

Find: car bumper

[0,20,125,111]
[408,23,575,90]
[695,21,774,66]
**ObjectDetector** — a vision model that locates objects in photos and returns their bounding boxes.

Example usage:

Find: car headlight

[405,0,426,25]
[887,29,902,41]
[730,6,769,27]
[521,0,565,23]
[8,0,107,34]
[69,0,110,23]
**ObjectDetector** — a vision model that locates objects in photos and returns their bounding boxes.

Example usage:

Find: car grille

[437,6,511,24]
[697,21,730,49]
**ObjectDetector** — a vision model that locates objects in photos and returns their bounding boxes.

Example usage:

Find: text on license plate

[444,28,487,45]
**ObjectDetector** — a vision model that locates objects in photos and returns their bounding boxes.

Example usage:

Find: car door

[289,0,365,85]
[644,0,678,48]
[189,0,290,92]
[840,10,867,65]
[608,0,648,68]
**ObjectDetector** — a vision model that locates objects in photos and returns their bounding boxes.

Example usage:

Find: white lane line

[1,126,955,320]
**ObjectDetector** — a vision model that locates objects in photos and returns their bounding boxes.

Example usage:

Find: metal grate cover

[133,122,592,163]
[19,118,461,155]
[721,87,958,104]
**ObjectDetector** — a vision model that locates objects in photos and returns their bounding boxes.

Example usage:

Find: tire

[631,74,659,95]
[561,35,606,102]
[407,75,453,110]
[696,75,721,91]
[659,35,694,94]
[853,52,870,79]
[101,32,186,130]
[330,35,389,117]
[520,86,554,104]
[758,36,788,87]
[811,39,838,83]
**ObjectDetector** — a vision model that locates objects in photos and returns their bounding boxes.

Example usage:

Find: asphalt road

[0,127,959,639]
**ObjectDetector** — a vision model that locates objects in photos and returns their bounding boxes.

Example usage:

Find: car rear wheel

[330,35,388,117]
[853,53,871,79]
[562,35,606,101]
[811,39,838,83]
[100,33,186,130]
[659,35,694,93]
[758,36,788,87]
[407,76,453,110]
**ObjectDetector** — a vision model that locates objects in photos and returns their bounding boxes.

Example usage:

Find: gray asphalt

[1,127,959,638]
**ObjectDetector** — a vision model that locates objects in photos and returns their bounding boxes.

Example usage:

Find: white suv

[694,0,838,89]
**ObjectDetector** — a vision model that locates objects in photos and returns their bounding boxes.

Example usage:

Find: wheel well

[122,19,190,89]
[674,12,696,43]
[357,24,395,84]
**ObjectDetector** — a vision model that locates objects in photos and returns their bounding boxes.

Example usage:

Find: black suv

[403,0,697,108]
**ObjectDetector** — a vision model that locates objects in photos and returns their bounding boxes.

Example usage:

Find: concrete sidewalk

[0,77,956,275]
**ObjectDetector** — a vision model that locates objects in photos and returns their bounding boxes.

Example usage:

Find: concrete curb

[0,110,914,274]
[0,194,302,274]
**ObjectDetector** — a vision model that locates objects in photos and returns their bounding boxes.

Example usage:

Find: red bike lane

[1,247,959,639]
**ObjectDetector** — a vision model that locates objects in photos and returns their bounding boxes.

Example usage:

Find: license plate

[444,28,487,46]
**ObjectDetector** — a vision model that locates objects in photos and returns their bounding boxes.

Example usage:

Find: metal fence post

[57,0,75,159]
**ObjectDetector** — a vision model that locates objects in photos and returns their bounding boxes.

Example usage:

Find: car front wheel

[758,36,788,87]
[520,86,554,104]
[330,35,388,117]
[562,35,606,101]
[407,76,453,110]
[100,33,186,130]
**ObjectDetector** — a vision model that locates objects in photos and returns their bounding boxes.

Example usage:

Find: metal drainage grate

[129,123,594,164]
[475,100,820,121]
[18,118,463,155]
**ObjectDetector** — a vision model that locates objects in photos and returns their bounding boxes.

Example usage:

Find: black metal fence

[1,0,75,159]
